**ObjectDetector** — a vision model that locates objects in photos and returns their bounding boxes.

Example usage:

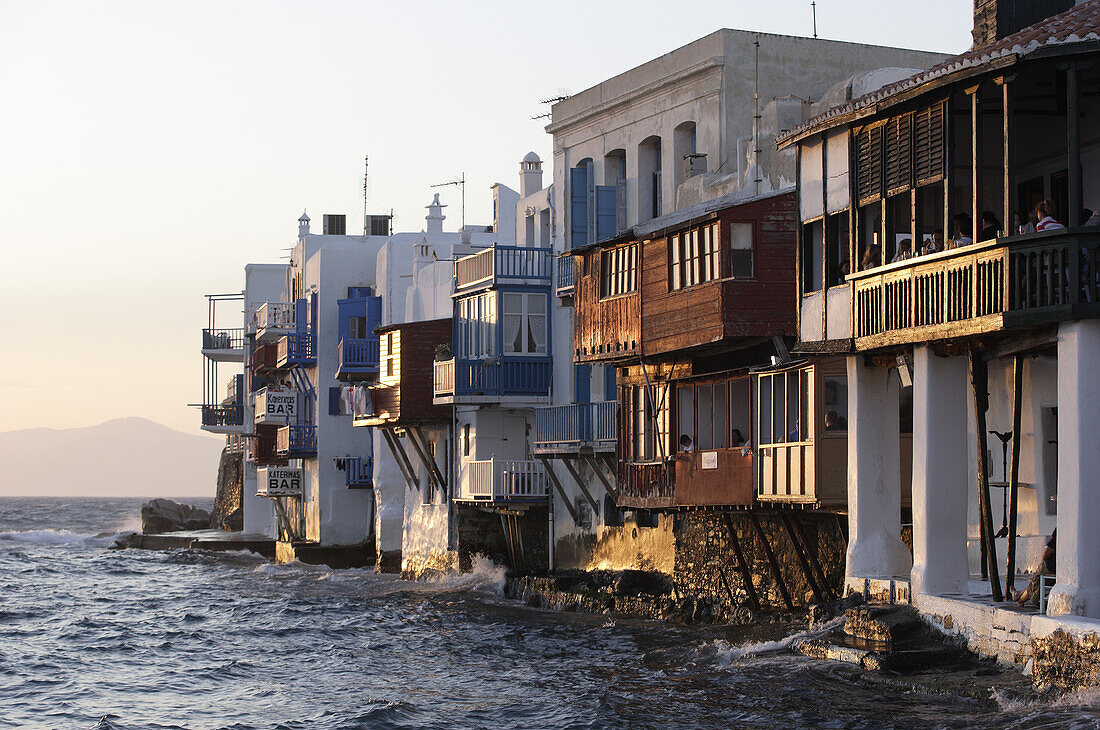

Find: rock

[808,593,864,627]
[209,447,243,531]
[844,605,922,646]
[140,499,212,534]
[612,569,674,597]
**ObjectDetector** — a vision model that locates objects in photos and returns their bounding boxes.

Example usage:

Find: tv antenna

[432,173,465,230]
[531,91,572,120]
[362,155,370,235]
[812,1,818,39]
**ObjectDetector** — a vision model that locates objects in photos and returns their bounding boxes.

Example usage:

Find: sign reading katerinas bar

[257,466,302,496]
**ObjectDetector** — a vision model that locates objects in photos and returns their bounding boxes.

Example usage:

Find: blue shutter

[595,186,617,242]
[570,167,589,249]
[574,364,591,404]
[328,386,342,416]
[604,365,617,403]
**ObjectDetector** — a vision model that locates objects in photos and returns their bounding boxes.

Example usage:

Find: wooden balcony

[433,357,551,402]
[556,255,575,296]
[255,302,296,342]
[533,402,616,455]
[850,229,1100,350]
[455,458,549,503]
[454,245,552,293]
[252,341,278,373]
[342,456,373,489]
[275,424,317,459]
[618,451,754,510]
[249,425,287,467]
[337,337,380,379]
[276,333,315,368]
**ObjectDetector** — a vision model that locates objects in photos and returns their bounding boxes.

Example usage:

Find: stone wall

[209,447,243,531]
[456,504,548,575]
[673,511,847,610]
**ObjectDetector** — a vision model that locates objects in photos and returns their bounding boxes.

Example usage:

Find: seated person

[891,238,913,263]
[861,244,881,270]
[839,259,851,277]
[788,420,800,442]
[1014,529,1056,606]
[824,409,845,431]
[1084,207,1100,227]
[951,213,973,247]
[923,230,944,255]
[678,434,694,453]
[730,428,746,447]
[980,211,1002,241]
[1035,199,1065,232]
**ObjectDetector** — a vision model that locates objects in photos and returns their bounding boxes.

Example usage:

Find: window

[462,423,470,457]
[386,332,394,356]
[670,221,720,290]
[348,316,368,339]
[802,220,823,293]
[757,368,811,446]
[457,293,495,358]
[600,244,637,298]
[823,375,848,432]
[729,222,753,278]
[675,377,742,451]
[630,384,668,461]
[826,213,851,287]
[502,293,547,355]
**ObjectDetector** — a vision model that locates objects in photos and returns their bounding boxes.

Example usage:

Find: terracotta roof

[777,0,1100,146]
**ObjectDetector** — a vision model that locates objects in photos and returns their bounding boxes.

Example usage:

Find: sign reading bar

[265,393,296,418]
[258,467,302,497]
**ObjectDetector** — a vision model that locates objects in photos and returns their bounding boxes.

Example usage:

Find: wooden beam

[1067,62,1081,227]
[749,512,794,610]
[1001,77,1014,235]
[1005,354,1024,592]
[970,351,1004,601]
[970,84,982,243]
[380,428,419,490]
[781,512,824,603]
[407,425,448,495]
[792,515,836,600]
[537,456,579,523]
[560,456,600,514]
[722,513,761,612]
[581,454,618,500]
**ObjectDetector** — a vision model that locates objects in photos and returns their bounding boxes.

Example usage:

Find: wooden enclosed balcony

[556,255,575,296]
[275,424,317,459]
[337,337,380,379]
[533,402,616,455]
[454,245,552,293]
[455,458,549,503]
[850,229,1100,350]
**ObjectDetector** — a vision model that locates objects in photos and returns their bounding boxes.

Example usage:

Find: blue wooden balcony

[275,424,317,459]
[454,245,552,294]
[433,357,551,401]
[534,401,616,454]
[337,337,380,379]
[342,456,373,489]
[556,255,575,296]
[276,333,315,368]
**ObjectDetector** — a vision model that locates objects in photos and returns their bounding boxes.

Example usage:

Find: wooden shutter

[595,185,617,242]
[913,101,946,184]
[570,167,589,248]
[855,124,883,203]
[885,113,912,193]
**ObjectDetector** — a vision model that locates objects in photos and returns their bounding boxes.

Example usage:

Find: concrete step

[844,604,923,645]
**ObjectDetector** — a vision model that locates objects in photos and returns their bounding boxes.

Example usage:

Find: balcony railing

[250,425,286,466]
[454,246,552,291]
[252,341,278,373]
[276,333,315,368]
[343,456,373,489]
[849,230,1100,347]
[256,302,296,340]
[201,404,243,428]
[434,357,551,399]
[460,458,548,502]
[275,424,317,458]
[556,255,575,294]
[202,328,246,352]
[619,461,671,503]
[534,401,617,452]
[337,337,380,376]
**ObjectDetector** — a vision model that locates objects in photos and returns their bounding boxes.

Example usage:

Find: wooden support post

[781,512,824,603]
[970,351,1004,602]
[538,457,579,523]
[381,428,419,490]
[1067,62,1081,227]
[999,76,1014,234]
[749,512,794,610]
[722,513,761,612]
[793,515,835,601]
[560,456,600,514]
[407,425,448,494]
[970,84,983,243]
[500,514,517,572]
[581,454,618,500]
[1005,355,1024,592]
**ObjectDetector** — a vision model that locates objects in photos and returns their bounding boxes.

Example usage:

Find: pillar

[1048,320,1100,617]
[910,347,971,596]
[846,356,912,580]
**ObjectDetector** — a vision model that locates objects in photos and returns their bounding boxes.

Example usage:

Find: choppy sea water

[2,498,1099,729]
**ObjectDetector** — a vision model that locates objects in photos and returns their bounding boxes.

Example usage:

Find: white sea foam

[710,616,845,662]
[419,554,506,595]
[0,529,105,546]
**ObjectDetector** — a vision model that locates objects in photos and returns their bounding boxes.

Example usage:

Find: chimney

[323,214,346,235]
[519,151,543,198]
[425,194,446,234]
[972,0,1075,49]
[298,210,310,239]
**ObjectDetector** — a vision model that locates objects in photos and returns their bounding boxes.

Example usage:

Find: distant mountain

[0,418,225,497]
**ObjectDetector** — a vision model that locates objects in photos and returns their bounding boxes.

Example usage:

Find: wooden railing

[343,456,373,488]
[338,337,380,373]
[252,342,278,372]
[533,401,617,451]
[277,333,315,367]
[849,230,1100,347]
[461,458,548,501]
[256,302,295,335]
[436,357,551,398]
[556,255,575,292]
[454,246,552,291]
[275,424,317,458]
[202,328,245,351]
[433,359,455,397]
[619,461,671,502]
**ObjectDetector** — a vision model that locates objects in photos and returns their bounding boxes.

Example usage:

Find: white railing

[433,359,455,397]
[255,302,296,335]
[463,458,548,501]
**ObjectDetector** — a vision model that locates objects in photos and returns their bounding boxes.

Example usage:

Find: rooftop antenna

[812,1,818,39]
[432,173,466,230]
[362,155,370,235]
[753,38,762,195]
[531,91,571,121]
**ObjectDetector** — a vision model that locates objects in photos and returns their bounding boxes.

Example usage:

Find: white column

[909,347,970,596]
[846,356,912,580]
[1048,320,1100,618]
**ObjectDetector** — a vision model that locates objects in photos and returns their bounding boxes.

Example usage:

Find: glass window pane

[823,375,848,431]
[677,385,693,450]
[713,382,727,449]
[772,376,786,442]
[758,375,773,446]
[697,384,712,450]
[787,373,800,441]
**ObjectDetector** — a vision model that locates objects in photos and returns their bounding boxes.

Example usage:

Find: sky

[0,1,974,437]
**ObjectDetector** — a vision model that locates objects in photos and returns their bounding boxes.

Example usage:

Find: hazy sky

[0,1,972,436]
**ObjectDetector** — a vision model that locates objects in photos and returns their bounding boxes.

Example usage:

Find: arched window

[638,136,662,221]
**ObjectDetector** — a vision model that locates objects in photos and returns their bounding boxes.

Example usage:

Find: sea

[2,497,1099,730]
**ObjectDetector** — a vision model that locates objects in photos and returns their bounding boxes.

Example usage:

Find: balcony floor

[201,348,246,362]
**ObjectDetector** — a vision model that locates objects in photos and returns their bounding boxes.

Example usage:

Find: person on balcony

[1014,529,1056,607]
[891,238,913,263]
[730,429,746,447]
[1035,200,1065,232]
[950,213,973,248]
[860,243,882,270]
[922,230,945,255]
[980,212,1002,242]
[1083,208,1099,227]
[678,434,694,453]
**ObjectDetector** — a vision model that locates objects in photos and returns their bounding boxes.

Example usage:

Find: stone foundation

[455,504,548,575]
[209,447,243,531]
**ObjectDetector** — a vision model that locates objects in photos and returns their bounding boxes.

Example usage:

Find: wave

[419,554,506,595]
[709,616,845,662]
[0,529,125,547]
